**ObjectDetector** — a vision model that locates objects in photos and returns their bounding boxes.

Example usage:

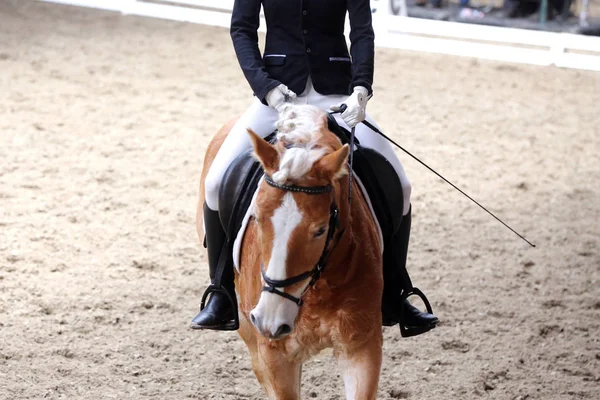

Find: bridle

[260,174,343,307]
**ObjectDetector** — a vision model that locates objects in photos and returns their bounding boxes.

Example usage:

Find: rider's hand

[330,86,370,128]
[266,84,297,112]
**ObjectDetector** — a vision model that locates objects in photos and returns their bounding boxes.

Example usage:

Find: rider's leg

[382,206,438,334]
[334,113,438,334]
[191,99,279,330]
[204,98,279,211]
[190,202,236,330]
[350,116,411,216]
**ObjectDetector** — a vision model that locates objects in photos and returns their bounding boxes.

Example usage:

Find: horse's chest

[285,326,334,362]
[281,316,347,362]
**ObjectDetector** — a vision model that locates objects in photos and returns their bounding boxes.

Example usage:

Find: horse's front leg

[252,341,302,400]
[336,334,383,400]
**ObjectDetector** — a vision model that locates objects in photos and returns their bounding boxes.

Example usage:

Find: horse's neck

[325,177,378,282]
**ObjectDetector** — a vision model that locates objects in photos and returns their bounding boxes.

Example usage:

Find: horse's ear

[248,129,279,174]
[315,144,349,181]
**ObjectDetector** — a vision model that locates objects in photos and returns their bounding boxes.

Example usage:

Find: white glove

[330,86,370,128]
[265,84,297,112]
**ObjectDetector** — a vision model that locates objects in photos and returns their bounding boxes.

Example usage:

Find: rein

[261,174,342,307]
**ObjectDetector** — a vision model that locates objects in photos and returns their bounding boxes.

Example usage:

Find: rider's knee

[402,180,412,216]
[402,180,412,201]
[204,169,222,211]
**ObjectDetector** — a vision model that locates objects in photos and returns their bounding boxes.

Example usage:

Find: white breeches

[204,81,412,216]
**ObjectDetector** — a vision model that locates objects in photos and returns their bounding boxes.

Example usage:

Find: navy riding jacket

[230,0,375,103]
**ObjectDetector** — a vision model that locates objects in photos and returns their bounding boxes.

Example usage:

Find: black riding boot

[382,206,439,337]
[190,204,238,331]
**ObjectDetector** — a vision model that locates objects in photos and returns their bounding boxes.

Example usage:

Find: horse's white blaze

[251,192,303,336]
[267,192,303,281]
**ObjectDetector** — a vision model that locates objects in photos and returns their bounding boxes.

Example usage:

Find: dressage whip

[335,105,535,248]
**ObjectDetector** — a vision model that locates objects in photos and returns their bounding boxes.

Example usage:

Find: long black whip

[335,105,535,248]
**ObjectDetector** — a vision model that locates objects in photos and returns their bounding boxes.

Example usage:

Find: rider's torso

[260,0,352,96]
[262,0,349,58]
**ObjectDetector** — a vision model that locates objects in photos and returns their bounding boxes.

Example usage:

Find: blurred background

[0,1,598,399]
[381,0,600,32]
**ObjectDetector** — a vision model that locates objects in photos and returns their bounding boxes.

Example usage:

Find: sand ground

[0,1,599,399]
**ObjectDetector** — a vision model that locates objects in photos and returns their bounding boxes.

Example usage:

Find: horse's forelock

[272,146,326,184]
[272,105,334,184]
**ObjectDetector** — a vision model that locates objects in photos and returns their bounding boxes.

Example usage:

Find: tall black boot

[190,204,238,331]
[382,206,439,337]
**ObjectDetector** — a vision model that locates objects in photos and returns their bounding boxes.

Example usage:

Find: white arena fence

[40,0,600,71]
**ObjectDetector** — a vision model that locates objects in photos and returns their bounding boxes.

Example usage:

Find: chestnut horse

[196,105,383,399]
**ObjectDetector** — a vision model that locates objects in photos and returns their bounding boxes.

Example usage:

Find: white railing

[40,0,600,71]
[375,14,600,71]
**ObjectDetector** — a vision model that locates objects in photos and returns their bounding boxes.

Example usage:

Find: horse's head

[247,105,349,340]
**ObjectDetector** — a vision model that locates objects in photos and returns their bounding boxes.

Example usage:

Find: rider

[191,0,439,336]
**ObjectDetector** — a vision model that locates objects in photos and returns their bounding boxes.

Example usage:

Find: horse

[196,105,384,399]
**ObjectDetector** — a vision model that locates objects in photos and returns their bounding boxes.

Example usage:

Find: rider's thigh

[204,98,279,210]
[336,114,412,216]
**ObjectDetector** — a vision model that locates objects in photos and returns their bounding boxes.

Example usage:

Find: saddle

[218,115,404,242]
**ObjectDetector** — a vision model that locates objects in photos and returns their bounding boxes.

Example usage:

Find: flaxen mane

[269,105,346,184]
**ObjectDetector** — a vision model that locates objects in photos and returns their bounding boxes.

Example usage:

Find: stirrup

[399,287,436,338]
[199,284,240,331]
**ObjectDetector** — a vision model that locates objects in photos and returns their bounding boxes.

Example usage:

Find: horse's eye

[313,226,327,238]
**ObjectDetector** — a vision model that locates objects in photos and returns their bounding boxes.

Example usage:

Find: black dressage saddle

[218,115,404,243]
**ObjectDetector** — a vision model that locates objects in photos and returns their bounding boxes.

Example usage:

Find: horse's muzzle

[250,309,294,340]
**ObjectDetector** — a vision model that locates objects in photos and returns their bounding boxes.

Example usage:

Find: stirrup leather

[399,287,436,338]
[200,284,240,331]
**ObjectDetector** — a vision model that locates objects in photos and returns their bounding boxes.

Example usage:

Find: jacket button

[306,48,311,53]
[302,10,307,15]
[303,29,308,35]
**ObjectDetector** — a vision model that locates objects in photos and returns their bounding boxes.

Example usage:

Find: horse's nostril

[275,324,292,337]
[250,312,257,326]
